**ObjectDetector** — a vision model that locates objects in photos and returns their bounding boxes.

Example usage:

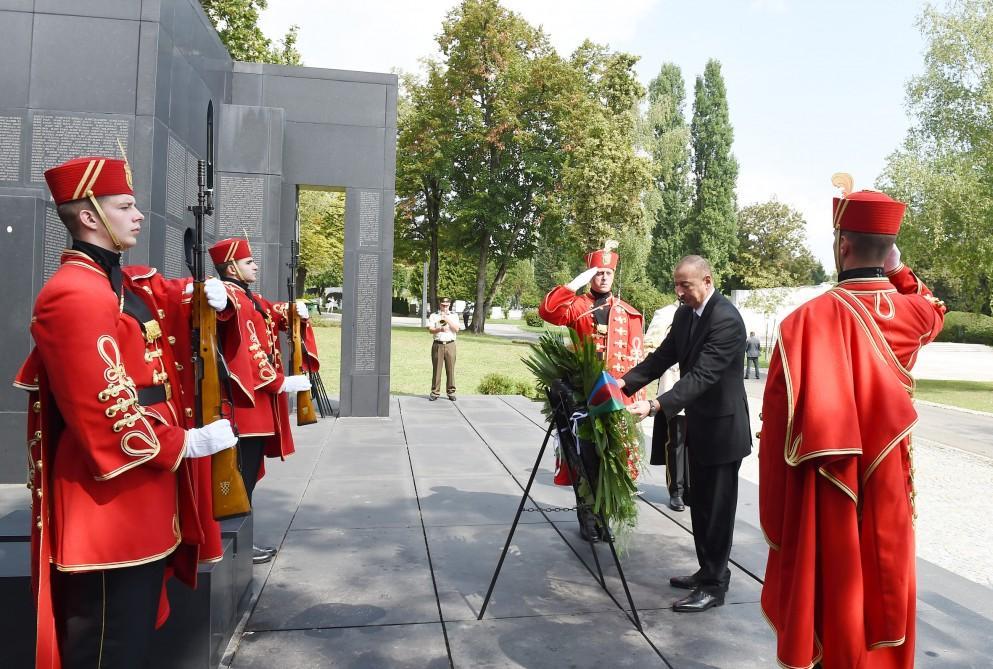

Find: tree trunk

[482,254,512,326]
[428,224,439,312]
[471,231,491,333]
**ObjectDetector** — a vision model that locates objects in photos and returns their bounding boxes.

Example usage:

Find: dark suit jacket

[622,291,751,466]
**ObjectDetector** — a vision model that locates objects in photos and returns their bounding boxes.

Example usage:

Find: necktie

[688,312,700,343]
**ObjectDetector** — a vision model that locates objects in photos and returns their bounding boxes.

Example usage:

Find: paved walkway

[227,395,993,668]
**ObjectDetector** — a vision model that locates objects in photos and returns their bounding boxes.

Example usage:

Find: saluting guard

[538,241,646,541]
[759,176,946,668]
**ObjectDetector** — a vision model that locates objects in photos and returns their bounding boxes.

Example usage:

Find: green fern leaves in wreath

[524,330,645,536]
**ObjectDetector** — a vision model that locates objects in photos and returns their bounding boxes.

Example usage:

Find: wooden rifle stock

[193,282,251,519]
[186,120,250,520]
[289,299,318,426]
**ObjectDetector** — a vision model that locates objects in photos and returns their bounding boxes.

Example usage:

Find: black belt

[137,385,168,406]
[433,340,456,345]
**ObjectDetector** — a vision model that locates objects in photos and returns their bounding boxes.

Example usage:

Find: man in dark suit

[618,255,751,612]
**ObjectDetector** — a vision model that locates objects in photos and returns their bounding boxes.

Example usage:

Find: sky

[260,0,935,269]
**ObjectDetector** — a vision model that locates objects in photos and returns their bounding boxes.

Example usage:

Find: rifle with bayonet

[287,239,318,425]
[186,100,250,520]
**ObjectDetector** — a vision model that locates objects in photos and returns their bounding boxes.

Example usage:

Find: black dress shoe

[579,523,600,543]
[252,545,276,564]
[672,588,724,612]
[669,573,702,590]
[578,509,600,543]
[668,495,685,512]
[429,395,439,401]
[448,395,457,401]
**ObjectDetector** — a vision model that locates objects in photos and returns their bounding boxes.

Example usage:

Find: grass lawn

[914,379,993,413]
[312,323,537,396]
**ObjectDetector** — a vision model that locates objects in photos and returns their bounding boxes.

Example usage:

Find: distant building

[729,284,834,347]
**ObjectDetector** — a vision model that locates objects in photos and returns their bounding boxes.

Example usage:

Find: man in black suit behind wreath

[617,255,751,612]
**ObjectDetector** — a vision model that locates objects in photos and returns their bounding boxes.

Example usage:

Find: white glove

[884,244,901,274]
[566,267,599,292]
[205,278,228,311]
[296,301,310,320]
[185,419,237,458]
[280,374,312,393]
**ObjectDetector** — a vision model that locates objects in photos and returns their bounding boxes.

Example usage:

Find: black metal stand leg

[573,443,641,632]
[570,479,607,589]
[477,421,555,620]
[602,515,642,631]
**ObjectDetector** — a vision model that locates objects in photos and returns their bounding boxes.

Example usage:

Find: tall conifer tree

[644,63,693,286]
[688,59,738,281]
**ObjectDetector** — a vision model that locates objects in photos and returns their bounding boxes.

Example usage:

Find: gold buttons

[36,460,43,470]
[33,401,41,414]
[168,336,176,345]
[175,362,184,371]
[36,489,42,499]
[157,309,166,318]
[36,519,43,530]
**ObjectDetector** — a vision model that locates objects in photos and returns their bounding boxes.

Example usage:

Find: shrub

[515,380,541,400]
[523,309,545,327]
[621,280,669,317]
[478,372,538,398]
[934,311,993,346]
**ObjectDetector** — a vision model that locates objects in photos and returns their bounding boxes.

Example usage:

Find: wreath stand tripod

[477,382,641,631]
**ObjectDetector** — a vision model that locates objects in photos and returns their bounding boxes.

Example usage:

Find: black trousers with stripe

[52,557,166,668]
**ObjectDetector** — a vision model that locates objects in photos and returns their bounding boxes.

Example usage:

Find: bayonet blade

[206,100,214,191]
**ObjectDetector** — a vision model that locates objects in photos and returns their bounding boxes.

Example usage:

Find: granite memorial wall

[0,0,398,484]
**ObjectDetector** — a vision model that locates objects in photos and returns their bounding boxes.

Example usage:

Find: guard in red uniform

[209,238,311,564]
[538,241,645,540]
[14,157,237,669]
[759,175,946,669]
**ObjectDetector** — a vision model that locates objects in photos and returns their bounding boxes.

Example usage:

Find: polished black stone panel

[0,0,398,481]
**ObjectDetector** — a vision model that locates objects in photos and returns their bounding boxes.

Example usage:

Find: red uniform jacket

[539,286,646,484]
[269,299,321,372]
[759,265,945,669]
[218,283,295,461]
[539,285,646,399]
[14,252,206,669]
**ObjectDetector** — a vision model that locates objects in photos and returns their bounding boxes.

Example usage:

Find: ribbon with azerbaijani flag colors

[587,371,627,417]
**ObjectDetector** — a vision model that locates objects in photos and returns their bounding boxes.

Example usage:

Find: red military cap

[44,157,133,205]
[209,238,254,265]
[585,241,620,271]
[832,190,906,235]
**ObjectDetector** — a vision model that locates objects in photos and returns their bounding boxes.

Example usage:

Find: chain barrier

[522,505,577,513]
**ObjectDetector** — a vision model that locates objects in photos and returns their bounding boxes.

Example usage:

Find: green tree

[878,0,993,313]
[201,0,302,64]
[495,260,541,309]
[561,42,652,254]
[687,59,738,283]
[727,199,825,290]
[437,0,576,332]
[643,63,693,287]
[297,190,344,292]
[395,66,455,312]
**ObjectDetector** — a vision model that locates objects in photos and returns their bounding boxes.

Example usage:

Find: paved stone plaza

[227,395,993,668]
